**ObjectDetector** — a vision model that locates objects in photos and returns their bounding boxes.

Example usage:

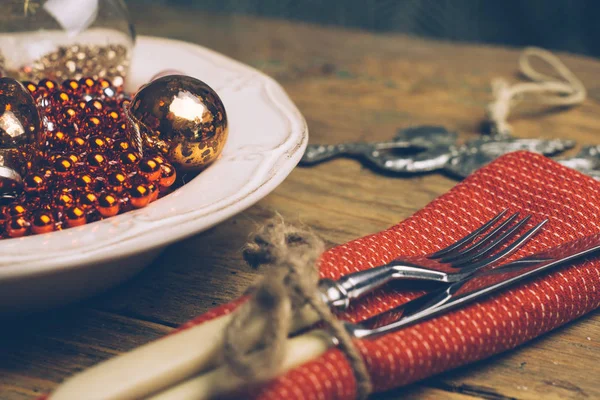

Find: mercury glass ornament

[126,75,229,172]
[0,0,135,85]
[0,77,41,195]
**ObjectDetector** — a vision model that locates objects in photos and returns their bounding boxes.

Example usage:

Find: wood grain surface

[2,3,600,399]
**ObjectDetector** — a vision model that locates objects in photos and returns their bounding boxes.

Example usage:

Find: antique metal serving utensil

[300,126,577,178]
[148,231,600,400]
[301,125,600,180]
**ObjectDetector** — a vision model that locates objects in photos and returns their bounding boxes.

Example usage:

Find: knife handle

[147,330,334,400]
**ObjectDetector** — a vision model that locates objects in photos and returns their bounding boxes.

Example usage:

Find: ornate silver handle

[318,263,447,310]
[300,143,373,165]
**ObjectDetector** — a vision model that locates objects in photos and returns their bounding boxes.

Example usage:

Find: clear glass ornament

[0,0,135,86]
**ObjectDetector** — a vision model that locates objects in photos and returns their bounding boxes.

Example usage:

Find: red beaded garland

[0,77,180,239]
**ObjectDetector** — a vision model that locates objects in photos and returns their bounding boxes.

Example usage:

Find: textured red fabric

[176,151,600,399]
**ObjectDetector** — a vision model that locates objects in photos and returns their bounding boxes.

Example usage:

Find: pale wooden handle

[49,306,321,400]
[148,330,334,400]
[50,314,234,400]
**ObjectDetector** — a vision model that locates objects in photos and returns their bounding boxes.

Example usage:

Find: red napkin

[175,151,600,399]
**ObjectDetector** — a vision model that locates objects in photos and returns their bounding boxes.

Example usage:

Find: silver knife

[347,232,600,339]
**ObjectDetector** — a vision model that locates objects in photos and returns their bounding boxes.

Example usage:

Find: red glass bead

[129,183,151,208]
[87,152,107,170]
[95,78,112,94]
[81,115,105,132]
[31,210,55,235]
[106,171,128,193]
[60,105,79,124]
[75,173,95,191]
[113,139,132,153]
[62,79,81,94]
[53,156,74,176]
[38,78,58,93]
[120,151,140,167]
[55,191,75,209]
[5,216,30,237]
[3,203,27,218]
[79,77,96,93]
[23,173,47,193]
[66,153,80,165]
[52,90,71,106]
[64,206,87,227]
[45,130,70,150]
[106,109,121,125]
[159,163,177,188]
[96,193,120,217]
[69,136,87,153]
[78,192,98,209]
[84,99,104,114]
[87,135,110,151]
[138,157,161,181]
[23,81,38,95]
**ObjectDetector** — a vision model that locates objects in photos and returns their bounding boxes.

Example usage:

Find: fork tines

[430,209,547,271]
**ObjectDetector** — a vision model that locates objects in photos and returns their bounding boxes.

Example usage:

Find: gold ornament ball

[126,75,228,172]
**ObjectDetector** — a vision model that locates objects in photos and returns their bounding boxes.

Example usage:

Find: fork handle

[319,263,447,310]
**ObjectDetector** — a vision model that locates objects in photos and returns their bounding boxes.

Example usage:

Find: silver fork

[319,209,548,310]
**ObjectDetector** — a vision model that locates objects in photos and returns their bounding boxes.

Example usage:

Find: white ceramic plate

[0,36,308,314]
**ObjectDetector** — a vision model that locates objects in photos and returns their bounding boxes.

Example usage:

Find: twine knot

[222,218,372,399]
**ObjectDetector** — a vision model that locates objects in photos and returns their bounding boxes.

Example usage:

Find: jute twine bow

[487,47,587,136]
[222,219,372,399]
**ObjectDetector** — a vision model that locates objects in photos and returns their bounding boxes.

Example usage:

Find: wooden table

[2,4,600,399]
